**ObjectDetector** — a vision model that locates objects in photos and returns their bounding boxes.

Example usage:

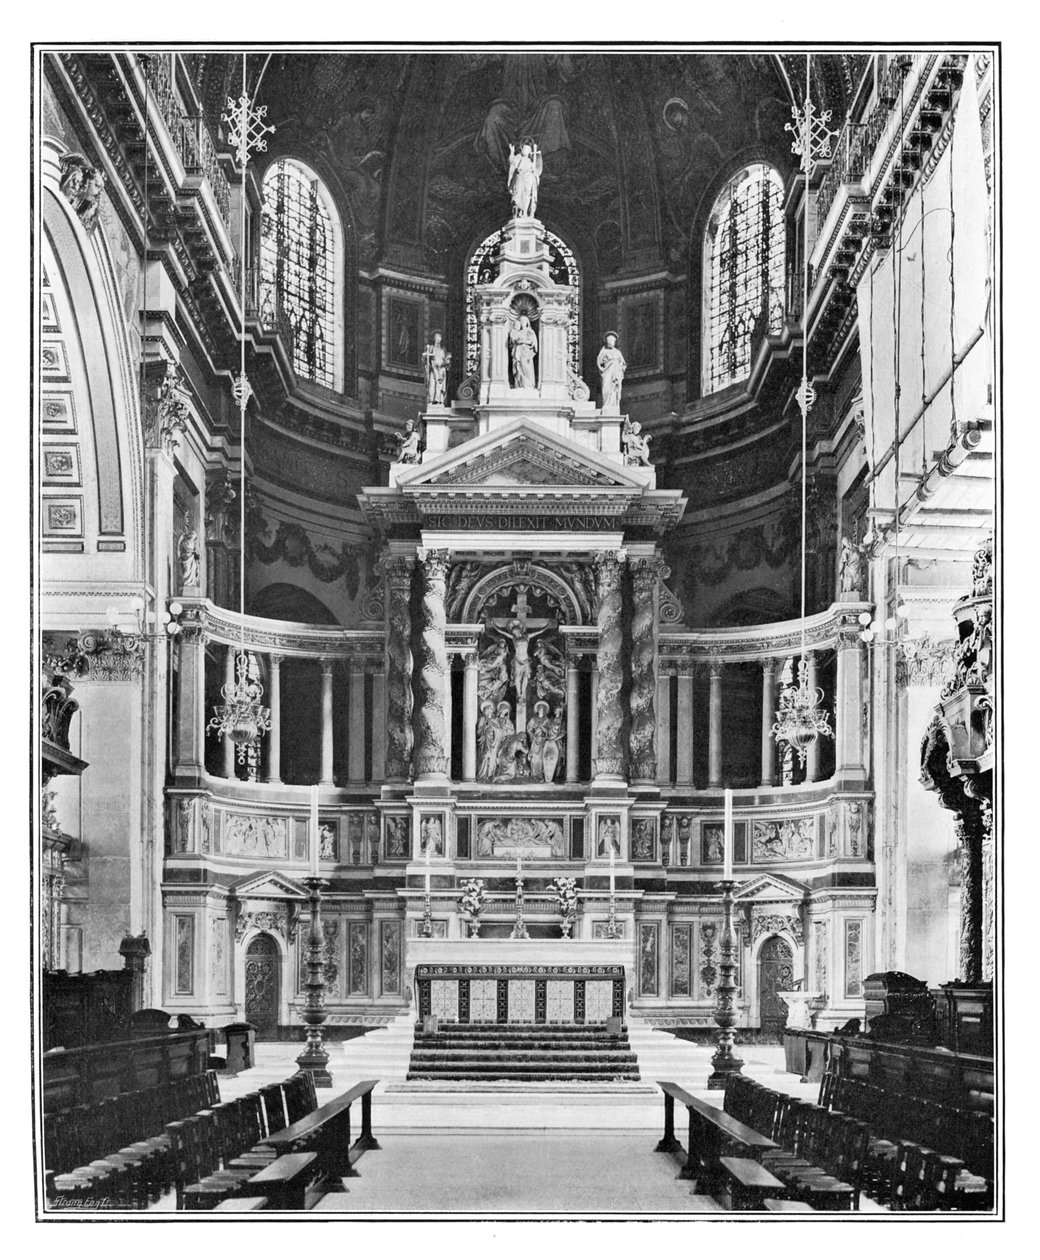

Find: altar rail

[42,1028,214,1111]
[415,962,625,1025]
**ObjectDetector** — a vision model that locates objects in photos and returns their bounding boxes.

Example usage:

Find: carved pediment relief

[429,437,619,488]
[733,872,807,903]
[227,870,310,900]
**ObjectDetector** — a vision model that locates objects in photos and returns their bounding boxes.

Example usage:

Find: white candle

[723,788,734,880]
[609,845,615,896]
[425,833,431,894]
[309,784,319,876]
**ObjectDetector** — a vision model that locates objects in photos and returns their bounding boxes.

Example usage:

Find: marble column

[415,548,449,779]
[805,652,821,782]
[955,798,984,984]
[593,552,626,780]
[348,661,366,784]
[371,668,386,784]
[174,610,207,779]
[462,652,479,781]
[629,557,660,782]
[980,797,995,983]
[223,646,237,778]
[566,660,580,783]
[381,555,414,780]
[320,659,335,786]
[836,630,867,781]
[265,653,283,783]
[656,668,672,786]
[443,654,454,779]
[675,664,694,787]
[760,659,777,788]
[708,656,724,789]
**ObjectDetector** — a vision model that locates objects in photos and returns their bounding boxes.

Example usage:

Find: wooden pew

[260,1079,380,1187]
[656,1082,777,1195]
[236,1153,319,1211]
[719,1156,785,1211]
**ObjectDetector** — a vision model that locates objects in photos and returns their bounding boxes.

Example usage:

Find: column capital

[761,657,777,677]
[349,657,366,676]
[379,553,415,587]
[417,547,451,583]
[709,652,725,678]
[320,657,335,678]
[269,651,284,669]
[463,651,479,669]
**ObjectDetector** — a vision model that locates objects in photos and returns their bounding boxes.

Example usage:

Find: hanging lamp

[208,54,275,763]
[772,53,836,767]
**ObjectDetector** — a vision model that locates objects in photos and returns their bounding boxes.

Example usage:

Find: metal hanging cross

[222,92,275,169]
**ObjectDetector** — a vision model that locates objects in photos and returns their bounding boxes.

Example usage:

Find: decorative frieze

[223,814,288,859]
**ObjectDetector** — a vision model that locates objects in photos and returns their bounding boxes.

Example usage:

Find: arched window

[260,158,342,391]
[464,227,581,380]
[702,163,785,395]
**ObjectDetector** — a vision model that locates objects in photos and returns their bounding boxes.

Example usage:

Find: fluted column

[629,557,660,782]
[708,655,724,789]
[223,646,237,778]
[320,659,335,785]
[462,652,479,781]
[836,628,867,781]
[265,653,283,783]
[443,654,454,779]
[348,660,365,784]
[566,659,580,783]
[415,548,450,780]
[805,652,820,782]
[760,659,777,787]
[656,668,672,786]
[593,550,626,780]
[381,554,414,780]
[675,663,694,787]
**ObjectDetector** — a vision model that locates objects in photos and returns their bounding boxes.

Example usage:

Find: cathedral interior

[35,46,998,1217]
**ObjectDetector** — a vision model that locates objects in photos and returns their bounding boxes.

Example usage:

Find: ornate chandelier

[772,53,838,766]
[209,57,274,765]
[772,657,834,766]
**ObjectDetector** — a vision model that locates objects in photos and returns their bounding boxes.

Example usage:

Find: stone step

[412,1037,630,1049]
[407,1070,642,1081]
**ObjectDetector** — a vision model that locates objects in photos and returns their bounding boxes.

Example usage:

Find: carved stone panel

[380,921,401,995]
[639,923,659,996]
[671,923,692,997]
[752,817,816,862]
[348,923,368,995]
[476,817,565,858]
[844,919,863,998]
[224,814,289,859]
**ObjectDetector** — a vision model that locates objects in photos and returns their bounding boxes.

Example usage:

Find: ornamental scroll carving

[629,558,660,780]
[145,361,190,456]
[382,555,414,779]
[898,634,957,688]
[45,631,145,682]
[699,923,718,997]
[415,549,450,776]
[753,913,804,946]
[593,551,626,777]
[235,908,289,944]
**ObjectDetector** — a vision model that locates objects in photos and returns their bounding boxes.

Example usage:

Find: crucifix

[486,587,555,734]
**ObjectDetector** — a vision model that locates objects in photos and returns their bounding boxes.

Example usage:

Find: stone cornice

[660,601,869,662]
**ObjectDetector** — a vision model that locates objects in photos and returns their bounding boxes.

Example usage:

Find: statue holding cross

[485,588,556,734]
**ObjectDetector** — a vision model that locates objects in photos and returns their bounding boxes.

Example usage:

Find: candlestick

[723,788,733,880]
[296,875,333,1089]
[707,878,745,1090]
[309,784,319,876]
[609,845,615,896]
[510,850,529,939]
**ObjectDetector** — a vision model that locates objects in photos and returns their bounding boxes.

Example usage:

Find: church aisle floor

[311,1131,718,1215]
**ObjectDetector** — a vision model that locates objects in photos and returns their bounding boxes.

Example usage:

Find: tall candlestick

[723,788,733,880]
[609,845,615,896]
[425,834,431,894]
[309,784,319,876]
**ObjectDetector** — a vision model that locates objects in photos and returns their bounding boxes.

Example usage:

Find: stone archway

[244,932,281,1039]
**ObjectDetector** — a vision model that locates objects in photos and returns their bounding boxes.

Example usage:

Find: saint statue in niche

[598,816,621,857]
[507,137,543,218]
[178,517,201,590]
[420,814,443,857]
[422,330,451,406]
[597,331,626,412]
[509,314,538,388]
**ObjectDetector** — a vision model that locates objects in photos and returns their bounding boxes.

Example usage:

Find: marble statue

[178,520,200,590]
[421,814,443,857]
[533,637,566,707]
[509,315,538,388]
[526,700,551,781]
[543,706,565,783]
[476,700,502,781]
[839,532,871,595]
[477,637,509,707]
[622,419,652,467]
[394,418,421,464]
[598,816,621,857]
[507,138,542,218]
[422,330,451,406]
[597,332,626,412]
[318,823,337,861]
[495,731,529,781]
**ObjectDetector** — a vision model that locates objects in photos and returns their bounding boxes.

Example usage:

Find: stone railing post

[415,548,450,780]
[593,550,626,781]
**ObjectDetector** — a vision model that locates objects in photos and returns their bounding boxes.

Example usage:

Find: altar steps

[406,1021,640,1082]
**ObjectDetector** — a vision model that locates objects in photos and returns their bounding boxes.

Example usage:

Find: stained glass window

[704,163,785,394]
[260,158,337,390]
[465,228,580,378]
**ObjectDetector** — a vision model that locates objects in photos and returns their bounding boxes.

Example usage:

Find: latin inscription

[424,513,615,531]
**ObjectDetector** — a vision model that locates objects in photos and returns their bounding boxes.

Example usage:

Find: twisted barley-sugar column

[593,549,626,779]
[955,796,985,984]
[415,548,450,779]
[629,557,660,781]
[382,554,415,780]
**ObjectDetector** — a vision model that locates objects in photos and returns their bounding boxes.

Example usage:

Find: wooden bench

[719,1156,785,1211]
[763,1198,814,1212]
[213,1196,267,1212]
[657,1081,776,1194]
[236,1152,319,1211]
[261,1079,380,1188]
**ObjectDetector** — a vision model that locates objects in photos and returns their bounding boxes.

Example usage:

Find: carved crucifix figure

[486,588,555,734]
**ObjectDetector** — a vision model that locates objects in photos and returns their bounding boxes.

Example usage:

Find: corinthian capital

[417,548,450,585]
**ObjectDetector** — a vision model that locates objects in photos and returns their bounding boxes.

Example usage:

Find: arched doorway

[244,933,281,1039]
[758,935,794,1037]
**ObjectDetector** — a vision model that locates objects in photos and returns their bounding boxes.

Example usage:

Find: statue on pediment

[509,315,538,388]
[394,418,421,464]
[622,419,652,466]
[422,330,451,406]
[507,138,542,218]
[597,331,626,412]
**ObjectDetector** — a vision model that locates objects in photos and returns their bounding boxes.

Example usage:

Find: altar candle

[723,788,733,880]
[425,834,432,894]
[309,784,319,876]
[609,845,615,896]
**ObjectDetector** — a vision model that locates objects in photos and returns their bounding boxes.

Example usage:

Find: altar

[408,939,630,1026]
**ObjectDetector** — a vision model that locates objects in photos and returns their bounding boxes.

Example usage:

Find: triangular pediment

[395,418,649,492]
[734,872,808,903]
[227,870,310,900]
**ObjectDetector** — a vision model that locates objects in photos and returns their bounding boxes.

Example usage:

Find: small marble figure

[177,518,201,590]
[422,330,451,406]
[839,531,871,595]
[598,816,621,857]
[622,419,652,466]
[394,418,421,464]
[318,823,337,861]
[421,814,443,857]
[507,137,542,218]
[526,700,551,781]
[58,152,106,235]
[597,331,626,412]
[509,315,538,388]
